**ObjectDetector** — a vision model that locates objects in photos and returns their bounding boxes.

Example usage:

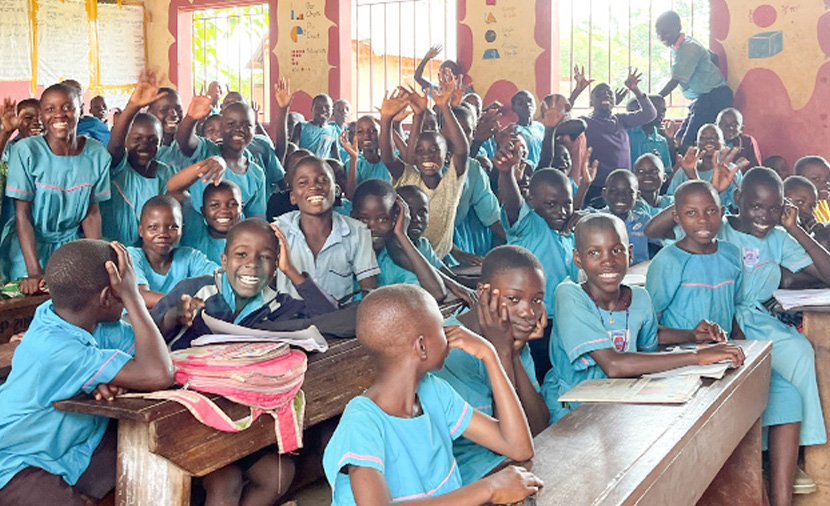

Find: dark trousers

[678,85,733,148]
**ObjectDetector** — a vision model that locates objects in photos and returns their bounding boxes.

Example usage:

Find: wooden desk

[796,309,830,505]
[0,341,19,383]
[0,295,49,343]
[55,338,375,506]
[531,340,772,506]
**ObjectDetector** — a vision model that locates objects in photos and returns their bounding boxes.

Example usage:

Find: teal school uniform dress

[246,134,285,194]
[323,373,473,506]
[101,157,173,246]
[0,301,134,489]
[667,166,742,209]
[434,310,539,484]
[542,280,659,423]
[645,242,802,433]
[633,195,674,218]
[2,136,111,280]
[298,122,339,159]
[343,154,391,187]
[273,210,380,302]
[453,158,500,257]
[627,127,673,172]
[156,140,194,173]
[179,210,227,265]
[417,236,449,271]
[515,122,545,169]
[375,246,418,287]
[592,207,650,264]
[718,218,826,445]
[128,246,218,294]
[331,122,350,163]
[186,137,267,219]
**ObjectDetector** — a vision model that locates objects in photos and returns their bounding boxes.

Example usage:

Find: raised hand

[1,98,19,135]
[781,199,800,231]
[541,105,565,129]
[270,223,301,279]
[678,146,702,178]
[474,107,502,141]
[405,86,428,115]
[476,284,515,352]
[445,324,496,362]
[624,67,643,92]
[614,87,629,106]
[711,147,749,194]
[433,77,457,108]
[128,70,166,108]
[573,65,594,93]
[338,129,358,158]
[186,93,214,121]
[105,241,141,302]
[381,88,411,118]
[662,119,681,140]
[493,143,521,174]
[194,156,227,186]
[274,77,293,109]
[423,44,443,61]
[494,123,519,150]
[580,149,599,188]
[251,99,261,119]
[392,105,413,123]
[393,195,411,239]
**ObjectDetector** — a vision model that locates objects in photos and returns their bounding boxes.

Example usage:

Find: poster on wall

[97,3,145,87]
[273,0,333,97]
[0,0,32,81]
[463,0,542,97]
[36,0,90,86]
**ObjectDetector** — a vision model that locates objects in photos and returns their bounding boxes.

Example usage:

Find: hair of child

[312,94,332,105]
[574,213,629,251]
[353,179,396,210]
[529,167,572,193]
[783,175,818,196]
[655,10,681,28]
[16,98,39,114]
[396,184,428,203]
[284,149,315,187]
[451,105,474,124]
[674,179,721,208]
[794,156,830,175]
[131,112,162,132]
[158,87,179,99]
[224,91,244,105]
[224,218,279,255]
[59,79,83,104]
[416,130,448,151]
[291,156,334,186]
[606,168,639,188]
[480,245,544,285]
[742,166,783,193]
[41,83,76,104]
[140,194,182,222]
[634,153,665,172]
[222,100,254,118]
[355,283,435,357]
[438,59,462,75]
[196,114,221,136]
[715,107,742,124]
[202,179,242,203]
[45,239,118,312]
[696,123,724,143]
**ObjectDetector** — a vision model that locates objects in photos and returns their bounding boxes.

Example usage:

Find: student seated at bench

[0,239,174,505]
[323,284,543,506]
[542,214,745,422]
[435,245,549,484]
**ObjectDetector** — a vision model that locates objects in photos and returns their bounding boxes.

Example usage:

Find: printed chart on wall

[36,0,90,86]
[463,0,542,95]
[0,0,32,81]
[97,3,145,88]
[274,0,333,97]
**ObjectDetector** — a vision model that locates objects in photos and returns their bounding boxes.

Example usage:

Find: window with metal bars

[191,4,271,122]
[351,0,458,118]
[558,0,711,118]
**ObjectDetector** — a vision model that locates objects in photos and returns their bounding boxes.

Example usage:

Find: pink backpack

[130,343,307,453]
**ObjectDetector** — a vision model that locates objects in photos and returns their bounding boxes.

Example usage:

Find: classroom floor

[288,479,331,506]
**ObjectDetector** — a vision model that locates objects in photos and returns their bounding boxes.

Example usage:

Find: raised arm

[617,68,656,129]
[568,65,594,105]
[494,142,525,226]
[537,105,564,169]
[108,71,166,167]
[643,204,677,240]
[781,201,830,285]
[414,44,442,91]
[166,157,226,201]
[273,78,293,162]
[433,78,469,175]
[405,88,429,165]
[658,79,680,98]
[392,196,447,301]
[339,129,361,199]
[378,89,409,180]
[0,98,19,157]
[176,92,215,157]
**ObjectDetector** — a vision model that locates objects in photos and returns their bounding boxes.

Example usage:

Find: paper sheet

[197,313,328,353]
[773,289,830,311]
[643,362,732,380]
[558,375,702,404]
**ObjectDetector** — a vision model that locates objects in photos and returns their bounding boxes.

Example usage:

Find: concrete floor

[288,479,331,506]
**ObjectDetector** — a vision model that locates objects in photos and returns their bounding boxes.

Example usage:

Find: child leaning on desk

[541,214,745,423]
[0,239,174,506]
[323,284,544,506]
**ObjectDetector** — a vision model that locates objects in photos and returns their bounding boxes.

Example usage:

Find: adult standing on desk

[655,10,732,150]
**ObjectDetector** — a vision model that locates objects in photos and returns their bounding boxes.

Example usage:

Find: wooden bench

[531,340,772,506]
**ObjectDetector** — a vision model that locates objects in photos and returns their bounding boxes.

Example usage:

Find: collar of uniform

[39,300,98,346]
[673,32,686,50]
[283,209,353,249]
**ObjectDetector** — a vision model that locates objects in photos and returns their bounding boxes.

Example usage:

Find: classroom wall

[713,0,830,166]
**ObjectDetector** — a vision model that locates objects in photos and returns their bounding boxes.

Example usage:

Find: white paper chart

[97,3,145,86]
[36,0,89,86]
[0,0,32,81]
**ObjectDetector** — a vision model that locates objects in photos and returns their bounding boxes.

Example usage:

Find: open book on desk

[558,375,702,404]
[194,312,329,353]
[773,289,830,311]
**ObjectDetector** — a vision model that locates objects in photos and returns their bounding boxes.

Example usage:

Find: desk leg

[697,418,764,506]
[116,420,192,506]
[797,311,830,506]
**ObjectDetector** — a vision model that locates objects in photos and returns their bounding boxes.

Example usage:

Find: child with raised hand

[127,196,218,308]
[645,180,804,506]
[632,153,673,216]
[542,214,745,422]
[101,71,174,246]
[2,83,112,294]
[626,94,673,172]
[435,246,550,484]
[379,81,469,259]
[272,156,379,302]
[0,240,174,506]
[510,90,546,169]
[152,218,338,349]
[581,67,656,202]
[290,93,340,160]
[173,92,267,219]
[784,176,830,251]
[338,115,391,200]
[794,155,830,202]
[666,124,748,208]
[323,284,543,506]
[180,180,242,264]
[0,98,42,162]
[717,107,762,169]
[595,168,651,264]
[351,179,446,301]
[146,87,192,171]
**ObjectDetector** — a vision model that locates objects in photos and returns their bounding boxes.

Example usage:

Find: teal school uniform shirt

[633,195,674,218]
[434,310,539,484]
[3,136,111,280]
[273,210,380,302]
[128,246,218,294]
[627,127,673,172]
[331,122,350,164]
[323,373,473,506]
[543,280,658,422]
[375,246,419,287]
[417,236,449,271]
[0,301,134,489]
[515,122,545,169]
[156,140,194,173]
[180,207,227,265]
[667,166,742,209]
[671,34,727,100]
[101,156,173,246]
[593,207,650,264]
[717,217,826,445]
[246,134,285,194]
[298,121,339,159]
[453,158,500,256]
[503,201,578,316]
[186,137,267,219]
[343,154,391,186]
